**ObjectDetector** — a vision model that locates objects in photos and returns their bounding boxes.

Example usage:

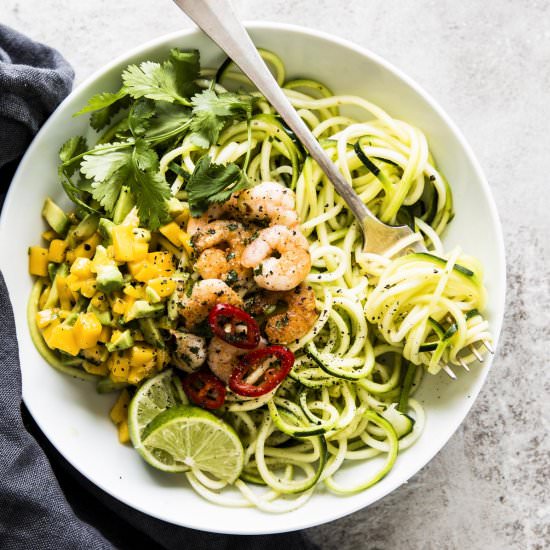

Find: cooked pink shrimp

[247,285,318,344]
[207,336,266,383]
[176,279,243,329]
[241,225,311,291]
[236,182,299,228]
[192,220,253,288]
[186,198,240,236]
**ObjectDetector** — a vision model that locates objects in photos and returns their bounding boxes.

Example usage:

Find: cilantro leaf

[74,89,128,115]
[122,60,190,105]
[130,140,171,230]
[59,136,88,176]
[73,88,130,131]
[80,143,132,214]
[169,48,200,99]
[128,99,156,137]
[187,155,248,216]
[189,89,253,148]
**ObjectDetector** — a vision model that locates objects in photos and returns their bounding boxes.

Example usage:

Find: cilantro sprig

[59,49,256,230]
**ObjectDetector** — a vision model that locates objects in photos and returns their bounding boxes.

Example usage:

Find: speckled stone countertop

[4,1,549,548]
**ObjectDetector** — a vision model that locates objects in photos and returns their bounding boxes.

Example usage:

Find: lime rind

[128,369,187,472]
[142,405,244,483]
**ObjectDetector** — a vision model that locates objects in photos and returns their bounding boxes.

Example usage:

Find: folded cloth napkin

[0,24,318,550]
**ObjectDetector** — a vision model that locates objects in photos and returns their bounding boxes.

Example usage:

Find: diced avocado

[68,213,99,247]
[145,286,161,303]
[44,263,69,309]
[112,186,134,225]
[42,197,70,236]
[47,262,58,282]
[96,378,129,394]
[87,304,112,326]
[106,329,134,352]
[98,218,116,245]
[93,245,124,293]
[124,300,164,323]
[138,318,165,348]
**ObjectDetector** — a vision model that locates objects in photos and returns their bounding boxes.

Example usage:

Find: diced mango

[47,323,80,356]
[111,294,135,315]
[80,279,98,298]
[73,312,103,349]
[72,233,101,260]
[36,308,59,329]
[48,239,68,263]
[123,284,145,299]
[98,326,111,343]
[29,246,49,277]
[147,277,176,299]
[129,344,156,368]
[174,209,190,226]
[112,225,135,262]
[159,222,182,247]
[179,231,193,255]
[41,318,61,348]
[108,352,131,382]
[117,419,130,444]
[90,291,109,311]
[56,276,73,311]
[155,348,169,370]
[110,388,131,424]
[82,360,109,376]
[132,241,148,261]
[41,229,58,242]
[127,365,154,385]
[70,257,93,279]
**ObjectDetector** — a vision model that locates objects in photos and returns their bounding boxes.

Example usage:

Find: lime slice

[128,369,187,472]
[141,405,244,482]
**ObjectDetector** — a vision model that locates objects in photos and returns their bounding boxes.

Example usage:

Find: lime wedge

[141,405,244,482]
[128,369,187,472]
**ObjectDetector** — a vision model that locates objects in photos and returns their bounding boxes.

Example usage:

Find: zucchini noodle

[152,50,490,507]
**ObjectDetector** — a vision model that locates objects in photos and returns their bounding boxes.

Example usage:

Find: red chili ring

[208,303,260,350]
[181,369,226,409]
[229,345,294,398]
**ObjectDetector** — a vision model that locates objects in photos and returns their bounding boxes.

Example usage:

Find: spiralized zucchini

[152,50,491,508]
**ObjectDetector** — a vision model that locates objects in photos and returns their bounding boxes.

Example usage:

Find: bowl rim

[0,21,506,534]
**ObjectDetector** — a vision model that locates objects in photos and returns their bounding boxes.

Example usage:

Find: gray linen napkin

[0,23,318,550]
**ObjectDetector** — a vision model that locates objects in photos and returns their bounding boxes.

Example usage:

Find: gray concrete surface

[3,1,549,548]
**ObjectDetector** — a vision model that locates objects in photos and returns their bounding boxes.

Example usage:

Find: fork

[172,0,490,377]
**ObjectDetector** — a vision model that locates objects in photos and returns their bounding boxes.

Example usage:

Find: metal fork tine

[458,357,470,371]
[482,339,494,354]
[442,364,457,379]
[470,345,484,362]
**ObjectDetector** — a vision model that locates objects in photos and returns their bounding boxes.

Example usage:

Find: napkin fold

[0,24,317,550]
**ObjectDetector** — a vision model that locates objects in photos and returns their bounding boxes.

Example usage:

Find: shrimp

[192,220,253,288]
[236,181,299,228]
[170,331,207,373]
[247,285,318,344]
[241,225,311,291]
[207,336,266,383]
[207,336,246,383]
[186,198,239,236]
[176,279,243,329]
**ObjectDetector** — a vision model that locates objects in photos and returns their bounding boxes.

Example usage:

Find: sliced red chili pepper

[181,369,226,410]
[229,345,294,398]
[208,303,260,350]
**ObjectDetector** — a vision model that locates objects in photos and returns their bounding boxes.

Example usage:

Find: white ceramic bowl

[0,23,505,534]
